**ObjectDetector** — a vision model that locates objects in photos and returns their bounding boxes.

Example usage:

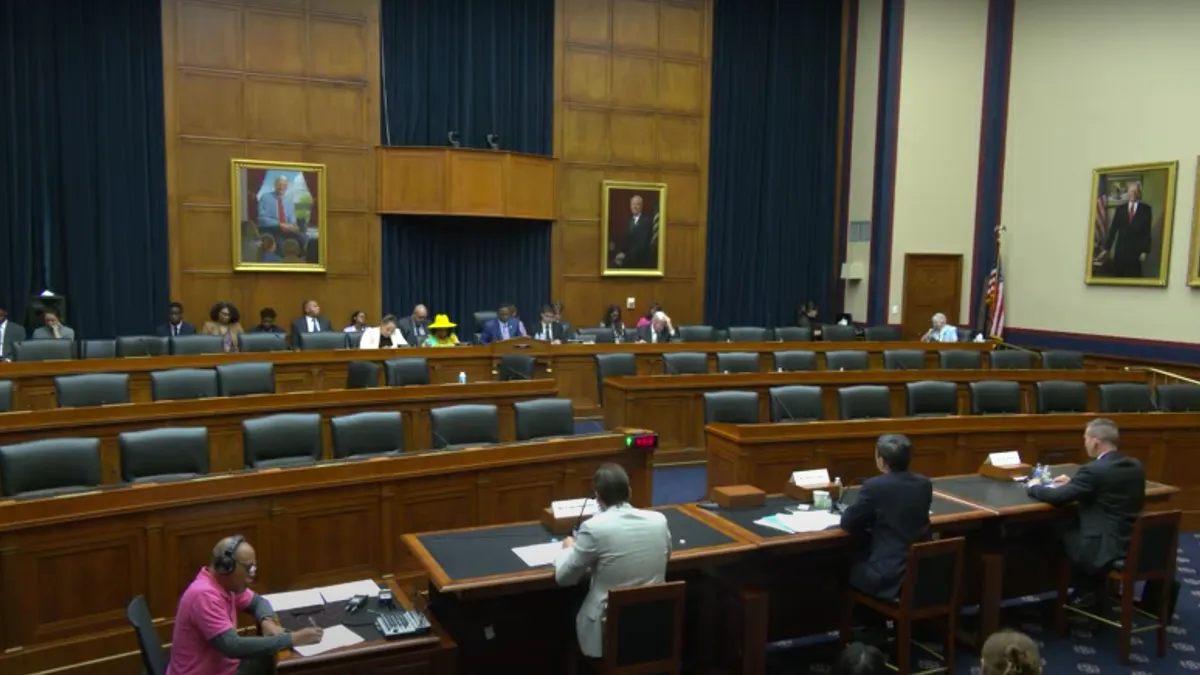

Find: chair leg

[896,618,912,675]
[1054,558,1071,637]
[944,612,957,675]
[1119,580,1134,665]
[838,593,855,647]
[1158,578,1170,658]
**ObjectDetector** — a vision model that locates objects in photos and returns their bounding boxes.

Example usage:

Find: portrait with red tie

[231,159,327,272]
[1086,161,1176,286]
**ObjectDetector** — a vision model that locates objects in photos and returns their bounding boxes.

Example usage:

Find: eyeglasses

[237,561,258,577]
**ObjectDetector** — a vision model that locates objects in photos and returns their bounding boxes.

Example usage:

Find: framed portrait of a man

[601,181,667,277]
[1086,160,1176,286]
[231,159,327,272]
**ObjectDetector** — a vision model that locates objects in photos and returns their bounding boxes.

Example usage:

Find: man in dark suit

[1028,418,1144,605]
[156,302,197,338]
[480,304,526,344]
[289,299,332,344]
[530,304,568,344]
[396,304,429,347]
[612,195,659,270]
[1102,182,1152,278]
[0,304,27,361]
[635,311,676,344]
[840,434,933,600]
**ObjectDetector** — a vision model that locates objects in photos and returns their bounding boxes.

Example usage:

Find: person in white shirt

[920,313,958,343]
[359,315,407,349]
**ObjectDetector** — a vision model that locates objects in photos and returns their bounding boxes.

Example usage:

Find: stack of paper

[293,624,364,657]
[262,589,325,612]
[512,541,562,567]
[317,579,381,604]
[753,510,842,534]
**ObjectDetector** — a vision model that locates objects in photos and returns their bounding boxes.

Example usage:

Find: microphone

[571,497,593,537]
[772,393,799,422]
[830,481,850,514]
[431,430,454,450]
[501,364,531,380]
[662,357,680,376]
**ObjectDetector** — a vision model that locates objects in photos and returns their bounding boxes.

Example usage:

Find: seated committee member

[166,535,322,675]
[554,464,671,658]
[636,311,676,343]
[480,304,524,344]
[1027,418,1144,606]
[360,315,407,349]
[834,642,889,675]
[424,314,460,347]
[248,307,285,334]
[343,310,368,333]
[840,434,933,600]
[600,304,628,342]
[531,304,567,344]
[920,313,958,342]
[290,299,332,340]
[0,304,27,361]
[202,302,245,353]
[32,310,74,340]
[981,629,1042,675]
[157,302,197,338]
[635,302,663,328]
[396,304,429,346]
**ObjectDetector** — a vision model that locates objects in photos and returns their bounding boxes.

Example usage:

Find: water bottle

[833,476,843,499]
[457,371,467,384]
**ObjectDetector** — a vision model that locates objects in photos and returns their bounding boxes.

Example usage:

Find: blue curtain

[379,0,554,328]
[704,0,843,328]
[0,0,168,339]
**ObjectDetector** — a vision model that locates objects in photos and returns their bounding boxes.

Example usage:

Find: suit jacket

[622,214,658,269]
[1028,451,1145,572]
[1105,202,1153,271]
[358,326,407,349]
[530,320,567,343]
[635,324,674,343]
[553,503,671,658]
[395,316,428,347]
[0,321,27,359]
[840,471,933,599]
[155,321,196,338]
[289,316,333,343]
[32,325,75,340]
[480,318,525,345]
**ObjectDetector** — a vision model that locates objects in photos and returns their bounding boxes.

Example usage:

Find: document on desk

[317,579,381,604]
[293,624,364,657]
[262,589,325,612]
[753,510,842,534]
[512,542,562,567]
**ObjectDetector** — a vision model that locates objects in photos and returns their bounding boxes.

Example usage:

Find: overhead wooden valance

[376,147,557,220]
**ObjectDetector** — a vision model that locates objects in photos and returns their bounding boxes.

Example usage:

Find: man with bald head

[396,303,430,346]
[167,536,322,675]
[1102,180,1153,278]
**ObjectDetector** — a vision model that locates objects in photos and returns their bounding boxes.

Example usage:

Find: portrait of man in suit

[602,181,667,277]
[232,160,327,272]
[1087,162,1177,286]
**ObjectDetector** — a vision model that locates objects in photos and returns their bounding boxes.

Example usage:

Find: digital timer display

[624,433,659,449]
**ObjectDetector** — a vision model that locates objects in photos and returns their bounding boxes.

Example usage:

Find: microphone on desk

[662,357,681,376]
[830,480,851,514]
[571,497,592,538]
[772,394,800,423]
[431,430,454,450]
[501,365,531,380]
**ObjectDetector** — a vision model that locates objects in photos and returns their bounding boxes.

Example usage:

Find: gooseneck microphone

[772,393,799,422]
[571,497,592,537]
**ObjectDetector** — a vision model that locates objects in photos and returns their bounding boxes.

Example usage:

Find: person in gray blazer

[0,305,27,361]
[31,310,74,340]
[553,463,671,658]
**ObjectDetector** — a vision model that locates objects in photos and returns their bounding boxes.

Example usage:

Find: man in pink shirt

[167,536,322,675]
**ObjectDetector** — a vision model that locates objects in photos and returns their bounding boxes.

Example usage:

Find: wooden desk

[0,432,649,675]
[0,380,556,484]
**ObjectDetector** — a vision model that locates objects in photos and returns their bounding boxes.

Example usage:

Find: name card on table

[551,498,599,519]
[985,451,1022,468]
[790,469,831,488]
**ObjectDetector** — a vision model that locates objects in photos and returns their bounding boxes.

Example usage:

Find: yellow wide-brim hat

[428,314,456,330]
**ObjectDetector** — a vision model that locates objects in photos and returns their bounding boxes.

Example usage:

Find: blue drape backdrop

[379,0,554,330]
[704,0,843,328]
[0,0,168,339]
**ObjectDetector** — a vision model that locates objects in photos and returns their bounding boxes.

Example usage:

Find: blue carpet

[573,420,707,505]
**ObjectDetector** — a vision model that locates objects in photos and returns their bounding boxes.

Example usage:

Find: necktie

[310,318,318,332]
[501,322,509,340]
[1129,203,1136,221]
[277,197,286,225]
[173,324,179,337]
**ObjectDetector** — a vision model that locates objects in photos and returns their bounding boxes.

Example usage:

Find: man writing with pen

[166,536,323,675]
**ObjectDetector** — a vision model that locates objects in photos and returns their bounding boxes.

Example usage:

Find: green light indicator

[625,436,633,447]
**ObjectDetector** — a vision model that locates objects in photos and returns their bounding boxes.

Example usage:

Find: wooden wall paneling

[162,0,382,332]
[553,0,713,327]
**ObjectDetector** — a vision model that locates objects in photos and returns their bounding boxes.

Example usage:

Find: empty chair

[906,381,958,417]
[0,380,9,412]
[384,357,430,386]
[826,350,868,371]
[497,354,536,381]
[601,582,687,675]
[83,339,117,359]
[1035,380,1087,413]
[238,332,290,353]
[1156,384,1200,412]
[13,339,74,362]
[703,391,759,424]
[678,325,715,343]
[296,332,348,351]
[663,352,708,375]
[716,352,759,373]
[883,349,925,370]
[864,325,901,341]
[150,368,219,401]
[473,311,498,336]
[595,353,637,404]
[1099,383,1155,413]
[119,427,210,483]
[969,381,1021,415]
[1041,350,1084,369]
[127,595,169,675]
[774,327,812,342]
[713,328,729,342]
[346,361,381,389]
[330,412,404,459]
[514,398,576,440]
[822,324,857,342]
[769,385,823,422]
[989,350,1034,369]
[170,335,226,355]
[838,385,891,420]
[956,326,975,342]
[727,326,770,342]
[774,350,817,372]
[242,413,322,468]
[216,362,275,397]
[346,332,364,349]
[116,335,168,357]
[939,350,982,369]
[576,327,616,344]
[0,438,101,498]
[55,373,131,408]
[430,404,499,449]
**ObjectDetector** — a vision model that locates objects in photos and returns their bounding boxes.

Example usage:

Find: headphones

[214,535,245,575]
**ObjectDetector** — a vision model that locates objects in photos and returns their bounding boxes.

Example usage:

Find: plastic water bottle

[833,476,843,498]
[457,371,467,384]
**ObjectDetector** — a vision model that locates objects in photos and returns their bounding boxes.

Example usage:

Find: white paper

[790,469,831,487]
[775,510,842,533]
[987,451,1021,468]
[317,579,381,604]
[512,541,562,567]
[752,516,798,534]
[262,589,325,612]
[293,624,364,657]
[551,498,599,519]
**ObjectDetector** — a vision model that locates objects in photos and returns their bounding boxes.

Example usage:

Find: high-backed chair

[663,352,708,375]
[116,335,168,357]
[150,368,219,401]
[599,581,687,675]
[1098,383,1155,413]
[514,398,575,440]
[939,349,982,369]
[430,404,499,449]
[127,595,169,675]
[822,325,857,342]
[595,353,637,404]
[239,332,290,353]
[864,325,901,341]
[774,350,817,372]
[296,332,348,351]
[346,331,364,349]
[170,335,225,355]
[216,362,275,397]
[13,339,73,362]
[773,327,812,342]
[713,328,729,342]
[119,427,209,483]
[1040,350,1084,369]
[826,350,868,371]
[703,391,759,424]
[330,412,404,459]
[905,381,958,417]
[242,413,322,468]
[727,327,770,342]
[346,361,381,389]
[716,352,759,374]
[969,381,1022,415]
[576,327,616,344]
[1035,380,1087,413]
[1156,384,1200,412]
[769,385,822,422]
[883,349,925,370]
[989,350,1034,369]
[678,325,715,343]
[0,438,102,498]
[83,339,117,359]
[473,311,498,337]
[0,380,10,413]
[956,326,975,342]
[838,385,891,420]
[497,354,536,381]
[55,373,130,408]
[384,357,429,386]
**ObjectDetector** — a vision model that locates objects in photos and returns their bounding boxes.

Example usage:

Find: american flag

[985,227,1005,338]
[1093,175,1109,264]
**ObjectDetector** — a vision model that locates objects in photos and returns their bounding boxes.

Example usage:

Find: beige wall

[1001,0,1200,339]
[842,0,881,321]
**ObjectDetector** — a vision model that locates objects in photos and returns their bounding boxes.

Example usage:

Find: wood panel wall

[161,0,382,330]
[553,0,713,326]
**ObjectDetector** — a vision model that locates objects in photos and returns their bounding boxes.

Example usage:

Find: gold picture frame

[231,159,328,272]
[601,180,667,277]
[1085,160,1177,286]
[1187,157,1200,286]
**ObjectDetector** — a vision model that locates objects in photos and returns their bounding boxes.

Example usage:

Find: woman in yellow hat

[424,314,460,347]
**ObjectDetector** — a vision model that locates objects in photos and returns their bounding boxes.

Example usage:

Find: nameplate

[790,469,831,488]
[550,498,599,519]
[985,451,1022,468]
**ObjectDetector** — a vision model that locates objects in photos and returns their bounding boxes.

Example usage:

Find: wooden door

[900,254,963,340]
